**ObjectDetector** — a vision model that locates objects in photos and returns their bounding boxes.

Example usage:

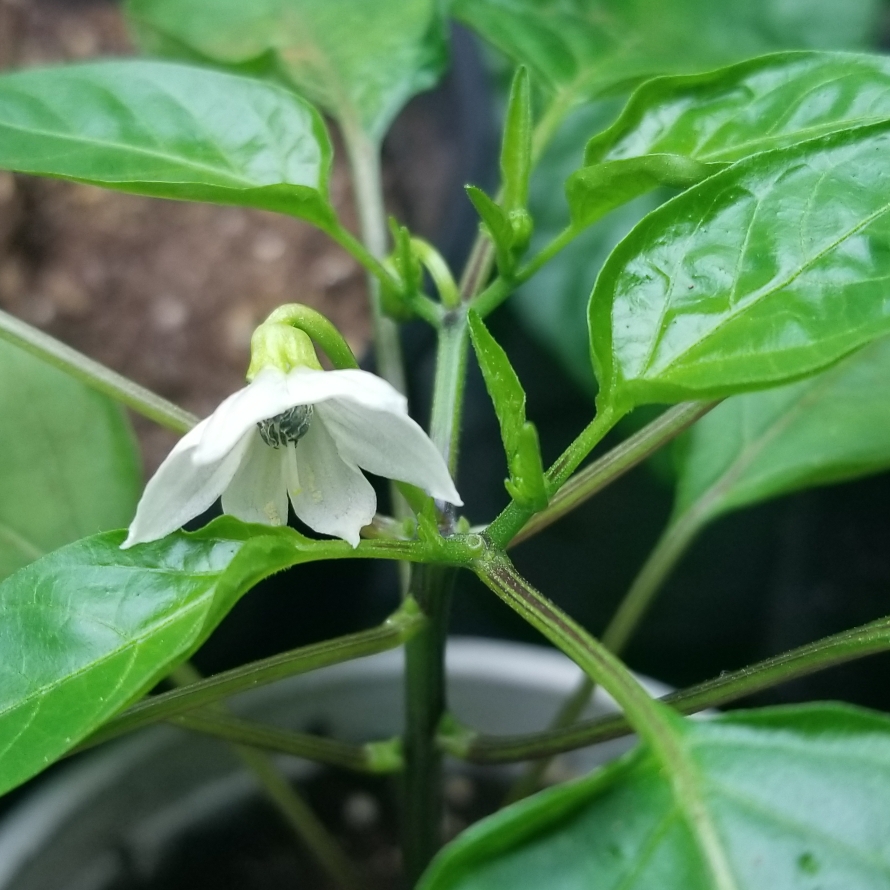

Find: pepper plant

[3,1,890,888]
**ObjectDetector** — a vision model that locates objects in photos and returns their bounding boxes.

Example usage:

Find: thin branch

[511,401,717,546]
[172,710,401,774]
[0,308,196,432]
[78,600,426,751]
[442,613,890,763]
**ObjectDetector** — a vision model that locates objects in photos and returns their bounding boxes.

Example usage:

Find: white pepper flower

[122,364,462,548]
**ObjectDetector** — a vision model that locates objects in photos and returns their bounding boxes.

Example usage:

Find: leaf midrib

[0,117,266,189]
[641,175,890,381]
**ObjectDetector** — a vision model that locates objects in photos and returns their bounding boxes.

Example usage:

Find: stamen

[258,404,313,448]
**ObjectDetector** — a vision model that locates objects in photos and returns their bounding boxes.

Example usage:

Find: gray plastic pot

[0,638,669,889]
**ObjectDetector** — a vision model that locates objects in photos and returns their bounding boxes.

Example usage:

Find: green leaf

[452,0,881,107]
[466,185,527,278]
[499,4,883,393]
[381,220,422,321]
[420,703,890,890]
[513,100,653,393]
[569,51,890,227]
[567,154,709,231]
[0,341,140,582]
[468,312,547,510]
[501,66,533,215]
[585,51,890,167]
[0,518,332,796]
[126,0,449,143]
[0,60,334,226]
[589,121,890,410]
[674,336,890,522]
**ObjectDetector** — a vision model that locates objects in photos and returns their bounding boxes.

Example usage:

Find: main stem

[402,307,470,883]
[402,563,455,885]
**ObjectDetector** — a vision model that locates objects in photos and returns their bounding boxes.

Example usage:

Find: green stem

[170,664,361,890]
[341,121,406,396]
[262,303,360,370]
[603,509,704,653]
[402,564,456,885]
[429,308,470,478]
[457,80,576,309]
[476,552,737,890]
[0,308,196,433]
[412,238,460,310]
[457,226,496,304]
[79,599,426,751]
[399,276,472,885]
[511,401,716,546]
[487,403,623,548]
[504,506,704,801]
[530,87,576,165]
[327,222,399,294]
[171,710,401,774]
[340,118,412,570]
[442,612,890,764]
[471,225,579,318]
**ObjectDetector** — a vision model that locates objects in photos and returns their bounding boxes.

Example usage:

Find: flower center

[257,404,314,448]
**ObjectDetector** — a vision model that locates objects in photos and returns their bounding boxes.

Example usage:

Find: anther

[257,404,314,448]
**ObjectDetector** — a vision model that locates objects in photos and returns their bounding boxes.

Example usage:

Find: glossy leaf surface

[452,0,880,104]
[421,704,890,890]
[569,52,890,226]
[0,342,140,582]
[0,61,334,225]
[586,52,890,166]
[0,519,326,796]
[503,5,882,392]
[674,337,890,521]
[589,122,890,409]
[127,0,448,142]
[514,101,655,392]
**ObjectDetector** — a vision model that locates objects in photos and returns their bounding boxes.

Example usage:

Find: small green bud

[380,264,417,321]
[247,322,323,380]
[508,208,533,252]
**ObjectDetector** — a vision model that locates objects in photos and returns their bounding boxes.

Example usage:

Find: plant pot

[0,638,669,890]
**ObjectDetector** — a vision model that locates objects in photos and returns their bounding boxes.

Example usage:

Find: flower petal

[288,418,377,547]
[122,421,252,548]
[284,367,408,415]
[195,367,408,466]
[220,432,289,526]
[317,401,462,505]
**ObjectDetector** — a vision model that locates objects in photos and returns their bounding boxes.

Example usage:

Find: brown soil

[0,0,461,472]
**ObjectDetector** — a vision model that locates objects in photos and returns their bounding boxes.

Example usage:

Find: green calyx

[247,303,360,380]
[247,323,323,380]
